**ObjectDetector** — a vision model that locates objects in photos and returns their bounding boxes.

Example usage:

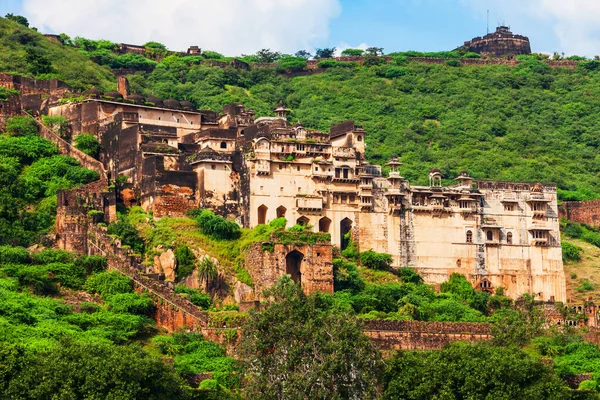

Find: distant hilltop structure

[463,26,531,58]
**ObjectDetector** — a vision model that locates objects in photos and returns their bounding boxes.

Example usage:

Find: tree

[383,342,566,399]
[341,48,365,56]
[0,340,188,399]
[174,244,196,281]
[25,47,54,76]
[74,133,101,158]
[5,13,29,27]
[197,257,218,291]
[365,47,384,56]
[255,48,281,63]
[315,47,336,59]
[294,50,312,59]
[240,276,382,399]
[4,116,38,137]
[359,250,392,270]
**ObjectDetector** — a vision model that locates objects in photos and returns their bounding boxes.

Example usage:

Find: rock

[234,281,255,303]
[155,249,177,281]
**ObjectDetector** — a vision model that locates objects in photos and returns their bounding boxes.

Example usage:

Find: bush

[562,242,582,262]
[74,134,101,158]
[577,280,595,292]
[4,116,38,136]
[174,285,212,309]
[107,217,144,254]
[75,255,107,274]
[41,116,70,139]
[174,245,196,281]
[564,221,584,238]
[0,246,30,264]
[105,292,155,315]
[379,66,409,79]
[30,249,73,264]
[84,271,132,298]
[360,250,392,270]
[195,209,241,240]
[316,60,357,69]
[278,58,307,72]
[445,59,461,67]
[202,51,224,60]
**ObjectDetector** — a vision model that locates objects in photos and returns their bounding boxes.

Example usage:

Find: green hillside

[125,57,600,200]
[0,17,114,90]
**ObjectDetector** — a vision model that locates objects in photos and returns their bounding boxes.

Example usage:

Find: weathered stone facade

[464,26,531,57]
[49,93,566,302]
[560,200,600,228]
[245,236,333,298]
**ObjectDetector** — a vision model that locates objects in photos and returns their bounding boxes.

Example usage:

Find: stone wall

[244,236,333,299]
[559,200,600,228]
[362,320,492,350]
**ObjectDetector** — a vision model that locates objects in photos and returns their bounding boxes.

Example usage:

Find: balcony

[255,160,270,175]
[412,205,432,212]
[333,147,356,159]
[296,197,323,211]
[122,112,139,123]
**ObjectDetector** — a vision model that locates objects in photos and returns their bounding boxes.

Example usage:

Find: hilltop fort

[463,26,532,57]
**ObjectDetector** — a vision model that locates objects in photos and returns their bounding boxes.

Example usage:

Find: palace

[48,88,566,302]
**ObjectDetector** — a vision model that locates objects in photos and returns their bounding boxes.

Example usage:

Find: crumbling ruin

[463,26,531,58]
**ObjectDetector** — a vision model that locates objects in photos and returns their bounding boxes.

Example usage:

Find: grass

[562,236,600,303]
[357,266,403,285]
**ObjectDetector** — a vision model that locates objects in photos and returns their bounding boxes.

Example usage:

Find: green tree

[174,244,196,281]
[255,48,281,63]
[341,48,365,56]
[74,133,101,158]
[383,342,566,399]
[4,13,29,27]
[315,47,336,58]
[240,276,382,399]
[294,50,312,59]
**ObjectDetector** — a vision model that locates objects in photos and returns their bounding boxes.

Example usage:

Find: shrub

[570,273,578,279]
[268,217,287,231]
[360,250,392,270]
[398,267,423,284]
[0,246,30,264]
[84,271,132,298]
[4,116,38,136]
[174,285,212,309]
[564,222,584,238]
[174,245,196,281]
[107,217,144,254]
[445,59,461,67]
[195,209,241,240]
[202,51,224,60]
[562,242,581,262]
[379,66,409,79]
[41,116,70,139]
[317,60,357,69]
[75,255,107,274]
[577,280,595,292]
[30,249,73,264]
[462,52,481,58]
[105,292,155,315]
[74,134,101,158]
[582,230,600,248]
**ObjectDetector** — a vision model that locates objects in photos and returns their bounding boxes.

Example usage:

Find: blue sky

[0,0,597,56]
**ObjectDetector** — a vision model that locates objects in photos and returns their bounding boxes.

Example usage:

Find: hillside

[0,17,114,90]
[123,57,600,200]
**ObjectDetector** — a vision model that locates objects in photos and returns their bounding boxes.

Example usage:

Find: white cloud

[461,0,600,56]
[22,0,342,55]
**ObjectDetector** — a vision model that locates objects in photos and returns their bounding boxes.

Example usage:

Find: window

[297,166,300,171]
[487,231,493,241]
[341,194,347,202]
[507,232,513,244]
[260,186,264,190]
[504,204,514,212]
[158,116,161,120]
[177,118,180,123]
[220,141,227,149]
[357,135,363,142]
[211,164,216,170]
[315,167,319,171]
[466,230,473,243]
[280,187,284,192]
[279,164,283,170]
[298,187,301,192]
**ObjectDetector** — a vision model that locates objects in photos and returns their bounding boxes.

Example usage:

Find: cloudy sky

[0,0,599,56]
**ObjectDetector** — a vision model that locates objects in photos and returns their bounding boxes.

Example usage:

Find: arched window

[220,141,227,149]
[487,231,493,241]
[357,135,363,142]
[466,230,473,243]
[258,205,268,225]
[507,232,513,245]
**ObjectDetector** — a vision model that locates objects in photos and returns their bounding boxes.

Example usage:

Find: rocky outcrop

[154,249,176,281]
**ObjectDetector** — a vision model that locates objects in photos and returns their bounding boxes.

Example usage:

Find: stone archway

[296,216,310,226]
[340,217,353,250]
[258,205,268,225]
[285,250,304,285]
[276,206,287,219]
[319,216,331,233]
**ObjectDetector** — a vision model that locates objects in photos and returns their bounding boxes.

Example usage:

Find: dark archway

[258,205,268,225]
[285,250,304,284]
[276,206,287,219]
[296,216,310,226]
[340,217,353,250]
[319,216,331,233]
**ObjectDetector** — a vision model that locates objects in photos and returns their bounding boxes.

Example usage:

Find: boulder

[234,281,255,303]
[155,249,176,281]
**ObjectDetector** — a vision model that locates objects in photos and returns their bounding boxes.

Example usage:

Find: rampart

[362,320,492,350]
[559,200,600,228]
[87,224,208,331]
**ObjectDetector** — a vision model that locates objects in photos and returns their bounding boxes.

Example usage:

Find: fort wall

[559,200,600,228]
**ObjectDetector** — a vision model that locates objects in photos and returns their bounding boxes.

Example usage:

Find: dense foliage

[0,17,114,90]
[0,117,98,246]
[122,55,600,200]
[240,276,382,399]
[383,342,567,399]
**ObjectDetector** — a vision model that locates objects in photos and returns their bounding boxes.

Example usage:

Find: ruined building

[464,26,531,58]
[49,89,565,302]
